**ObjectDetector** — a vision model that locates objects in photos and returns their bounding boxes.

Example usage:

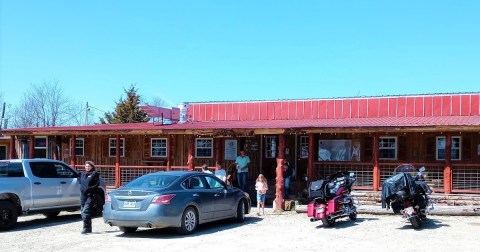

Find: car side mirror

[419,167,426,172]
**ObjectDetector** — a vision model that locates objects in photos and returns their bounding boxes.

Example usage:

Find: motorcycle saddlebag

[308,180,325,199]
[307,201,316,217]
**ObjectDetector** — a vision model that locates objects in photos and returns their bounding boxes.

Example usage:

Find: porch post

[29,135,35,159]
[214,138,221,164]
[444,134,452,194]
[187,135,195,171]
[53,136,59,160]
[373,134,380,191]
[275,134,286,211]
[166,134,173,171]
[307,133,315,181]
[71,135,76,167]
[115,135,121,188]
[9,135,17,159]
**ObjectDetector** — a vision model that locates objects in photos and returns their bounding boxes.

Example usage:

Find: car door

[29,162,62,208]
[186,175,215,221]
[53,162,81,206]
[204,175,235,219]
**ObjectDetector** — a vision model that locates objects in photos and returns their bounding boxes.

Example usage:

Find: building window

[109,138,125,157]
[299,136,309,158]
[34,136,48,158]
[72,138,84,156]
[436,136,461,160]
[151,138,167,157]
[265,136,277,158]
[379,137,397,160]
[195,138,213,158]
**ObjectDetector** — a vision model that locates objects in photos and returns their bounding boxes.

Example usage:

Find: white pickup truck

[0,159,105,231]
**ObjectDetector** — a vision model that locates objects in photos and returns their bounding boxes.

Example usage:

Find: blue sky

[1,0,479,114]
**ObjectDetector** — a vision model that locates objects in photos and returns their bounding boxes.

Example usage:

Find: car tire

[119,226,138,233]
[176,206,198,235]
[235,200,245,223]
[43,211,60,219]
[0,201,18,231]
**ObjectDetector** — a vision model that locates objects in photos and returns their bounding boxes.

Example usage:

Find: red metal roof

[2,115,480,134]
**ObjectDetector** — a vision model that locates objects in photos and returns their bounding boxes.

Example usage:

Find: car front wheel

[176,207,198,235]
[235,200,245,223]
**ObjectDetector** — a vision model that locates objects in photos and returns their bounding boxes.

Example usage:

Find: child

[255,174,268,216]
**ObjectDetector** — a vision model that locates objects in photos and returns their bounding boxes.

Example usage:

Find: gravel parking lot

[1,207,479,252]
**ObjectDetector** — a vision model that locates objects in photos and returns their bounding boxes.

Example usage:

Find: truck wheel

[43,211,60,218]
[0,201,18,231]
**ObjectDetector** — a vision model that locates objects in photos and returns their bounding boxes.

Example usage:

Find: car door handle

[34,182,41,185]
[60,181,67,184]
[193,193,200,197]
[214,193,221,197]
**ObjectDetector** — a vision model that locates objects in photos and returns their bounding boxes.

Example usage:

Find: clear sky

[1,0,479,115]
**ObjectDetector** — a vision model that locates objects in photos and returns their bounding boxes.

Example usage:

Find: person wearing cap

[201,164,212,174]
[79,161,100,234]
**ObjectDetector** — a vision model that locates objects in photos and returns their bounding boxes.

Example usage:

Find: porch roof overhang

[2,115,480,136]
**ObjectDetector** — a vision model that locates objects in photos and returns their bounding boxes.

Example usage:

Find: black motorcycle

[382,164,434,229]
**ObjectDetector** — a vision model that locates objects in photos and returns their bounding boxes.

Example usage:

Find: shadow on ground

[114,216,263,238]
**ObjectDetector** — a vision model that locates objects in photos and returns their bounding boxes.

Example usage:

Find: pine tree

[100,84,149,124]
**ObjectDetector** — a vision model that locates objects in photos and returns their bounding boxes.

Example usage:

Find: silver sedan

[103,171,251,234]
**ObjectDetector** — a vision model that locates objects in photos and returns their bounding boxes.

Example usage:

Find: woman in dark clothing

[79,161,100,234]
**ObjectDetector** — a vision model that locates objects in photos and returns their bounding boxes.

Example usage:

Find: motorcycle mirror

[419,167,426,172]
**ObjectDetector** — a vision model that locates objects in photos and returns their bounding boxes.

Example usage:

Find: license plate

[405,206,415,215]
[123,201,136,208]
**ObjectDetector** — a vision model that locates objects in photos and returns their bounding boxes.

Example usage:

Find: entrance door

[0,145,6,160]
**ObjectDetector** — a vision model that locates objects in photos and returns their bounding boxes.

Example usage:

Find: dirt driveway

[1,207,479,252]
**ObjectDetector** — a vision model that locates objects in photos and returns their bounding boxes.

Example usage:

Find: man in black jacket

[79,161,100,234]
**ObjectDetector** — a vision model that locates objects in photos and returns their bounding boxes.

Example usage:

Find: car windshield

[126,174,179,188]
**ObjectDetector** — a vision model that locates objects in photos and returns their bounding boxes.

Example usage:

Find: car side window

[205,176,224,189]
[187,176,206,189]
[0,162,25,177]
[30,162,59,178]
[54,163,76,178]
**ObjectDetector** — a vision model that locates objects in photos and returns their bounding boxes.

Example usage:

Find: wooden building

[2,93,480,202]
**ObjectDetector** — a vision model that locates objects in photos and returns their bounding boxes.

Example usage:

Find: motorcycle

[307,171,358,226]
[381,164,434,229]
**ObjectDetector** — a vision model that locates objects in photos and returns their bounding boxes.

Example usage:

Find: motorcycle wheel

[321,217,335,227]
[349,212,357,221]
[410,216,422,229]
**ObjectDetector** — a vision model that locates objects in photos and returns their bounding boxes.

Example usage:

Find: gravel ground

[1,207,479,252]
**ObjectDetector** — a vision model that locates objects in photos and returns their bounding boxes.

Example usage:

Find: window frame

[109,138,125,157]
[299,135,309,159]
[379,136,397,160]
[436,136,461,161]
[265,136,277,159]
[72,138,85,157]
[195,138,213,158]
[151,138,168,158]
[34,136,48,158]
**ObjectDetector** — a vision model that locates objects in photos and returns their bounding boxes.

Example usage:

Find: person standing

[79,161,100,234]
[201,164,212,174]
[235,150,251,192]
[255,174,268,216]
[214,161,226,182]
[283,161,293,199]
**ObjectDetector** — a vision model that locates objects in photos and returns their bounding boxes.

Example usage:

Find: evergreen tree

[100,84,149,124]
